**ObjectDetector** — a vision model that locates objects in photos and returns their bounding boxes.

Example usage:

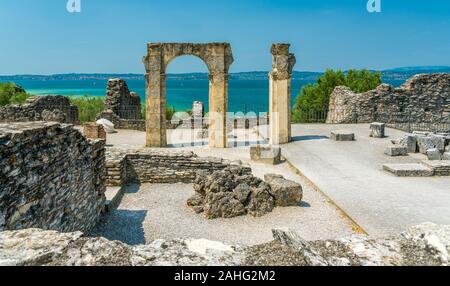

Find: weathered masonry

[0,122,106,233]
[0,95,79,124]
[105,148,249,186]
[269,44,296,145]
[327,74,450,125]
[97,79,145,131]
[143,43,234,148]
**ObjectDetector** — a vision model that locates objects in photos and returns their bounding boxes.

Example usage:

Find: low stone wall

[0,95,79,124]
[0,122,106,233]
[327,74,450,124]
[105,148,249,186]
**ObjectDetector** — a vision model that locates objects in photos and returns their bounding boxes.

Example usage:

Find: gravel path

[91,182,355,246]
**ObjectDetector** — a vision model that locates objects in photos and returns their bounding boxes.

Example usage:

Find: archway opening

[165,55,210,147]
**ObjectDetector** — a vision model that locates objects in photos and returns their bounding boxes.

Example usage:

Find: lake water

[13,78,405,113]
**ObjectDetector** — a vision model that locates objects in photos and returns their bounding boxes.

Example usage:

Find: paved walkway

[258,124,450,236]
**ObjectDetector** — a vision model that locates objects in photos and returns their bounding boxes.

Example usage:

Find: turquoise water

[12,78,404,113]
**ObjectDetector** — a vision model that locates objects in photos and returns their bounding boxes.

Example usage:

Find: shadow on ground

[89,210,147,245]
[291,135,329,142]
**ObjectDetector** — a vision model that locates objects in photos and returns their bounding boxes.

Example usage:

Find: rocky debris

[250,145,281,165]
[427,148,442,161]
[0,95,78,124]
[188,168,305,219]
[245,223,450,266]
[96,118,116,134]
[264,174,303,207]
[370,122,385,138]
[384,146,408,156]
[2,223,449,266]
[188,167,275,219]
[390,132,450,159]
[0,228,244,266]
[330,130,355,141]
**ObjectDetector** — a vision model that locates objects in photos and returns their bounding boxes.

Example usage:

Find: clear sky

[0,0,449,74]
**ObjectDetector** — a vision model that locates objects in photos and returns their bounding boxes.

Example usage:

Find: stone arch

[143,42,234,148]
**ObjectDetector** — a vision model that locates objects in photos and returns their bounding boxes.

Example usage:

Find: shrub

[0,82,30,106]
[292,69,381,123]
[69,95,105,124]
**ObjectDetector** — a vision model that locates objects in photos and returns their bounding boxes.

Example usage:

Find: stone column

[269,44,296,145]
[208,72,228,148]
[144,44,167,147]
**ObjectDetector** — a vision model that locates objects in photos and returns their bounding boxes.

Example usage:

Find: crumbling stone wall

[104,79,141,120]
[327,74,450,124]
[0,122,106,233]
[0,95,79,124]
[105,148,249,186]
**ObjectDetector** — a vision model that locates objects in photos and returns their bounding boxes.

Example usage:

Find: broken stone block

[413,131,431,136]
[83,123,106,140]
[398,134,418,153]
[370,122,385,138]
[384,146,408,156]
[330,130,355,141]
[417,135,446,154]
[250,145,281,165]
[427,148,442,161]
[264,174,303,207]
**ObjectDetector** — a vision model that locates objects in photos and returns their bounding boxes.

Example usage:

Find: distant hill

[1,66,448,82]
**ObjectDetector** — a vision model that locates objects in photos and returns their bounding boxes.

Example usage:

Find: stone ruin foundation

[0,95,79,124]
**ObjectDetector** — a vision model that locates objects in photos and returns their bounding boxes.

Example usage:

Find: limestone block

[384,146,408,157]
[330,130,355,141]
[398,134,418,153]
[417,135,446,154]
[264,174,303,207]
[370,122,386,138]
[250,145,281,165]
[383,164,434,177]
[442,153,450,160]
[96,119,116,134]
[427,148,442,161]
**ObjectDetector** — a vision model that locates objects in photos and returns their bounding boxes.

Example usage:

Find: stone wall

[326,74,450,124]
[0,122,106,233]
[105,148,249,186]
[0,95,79,124]
[104,79,142,120]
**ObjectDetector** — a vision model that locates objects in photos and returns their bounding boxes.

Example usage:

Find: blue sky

[0,0,449,74]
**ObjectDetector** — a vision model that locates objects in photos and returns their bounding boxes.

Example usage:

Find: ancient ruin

[187,167,303,219]
[327,74,450,125]
[0,122,105,233]
[97,79,145,131]
[269,44,296,145]
[0,95,79,124]
[143,43,234,148]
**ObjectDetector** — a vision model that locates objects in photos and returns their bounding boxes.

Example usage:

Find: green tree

[292,69,381,123]
[0,82,30,106]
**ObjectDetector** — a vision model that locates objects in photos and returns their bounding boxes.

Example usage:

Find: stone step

[383,164,434,177]
[421,160,450,176]
[104,186,125,212]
